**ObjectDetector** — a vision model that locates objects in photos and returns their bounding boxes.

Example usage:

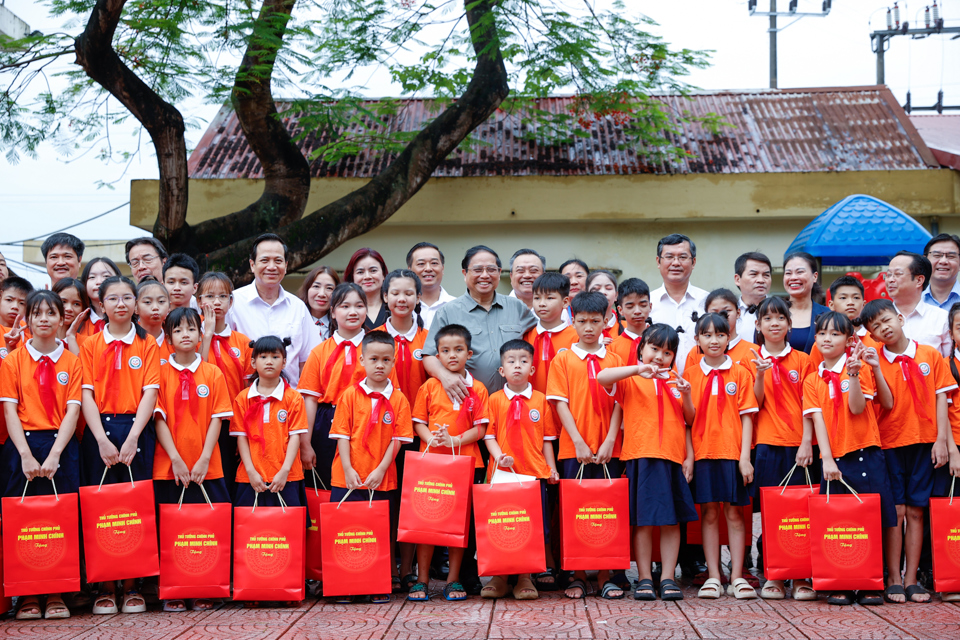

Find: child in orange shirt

[329,331,414,604]
[136,279,172,364]
[197,272,253,501]
[523,272,577,394]
[810,276,881,366]
[80,257,121,335]
[0,291,82,620]
[1,276,32,359]
[586,270,622,340]
[161,253,199,310]
[683,312,758,600]
[609,278,652,366]
[546,291,624,600]
[745,296,817,601]
[597,324,697,602]
[685,289,758,373]
[299,282,367,488]
[482,339,560,601]
[153,307,232,612]
[53,277,91,355]
[79,275,160,614]
[805,311,896,607]
[409,324,490,602]
[861,298,955,604]
[232,335,307,509]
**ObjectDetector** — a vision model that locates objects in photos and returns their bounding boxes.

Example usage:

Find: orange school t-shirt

[205,327,253,403]
[809,328,881,368]
[376,320,428,405]
[609,329,643,367]
[802,355,881,458]
[616,375,687,465]
[299,332,366,405]
[683,356,758,461]
[546,344,623,460]
[153,355,233,481]
[946,353,960,443]
[744,345,814,447]
[484,384,558,479]
[80,326,161,415]
[0,340,83,432]
[523,322,578,394]
[231,380,308,483]
[874,341,956,449]
[412,374,489,468]
[685,336,758,378]
[329,380,413,492]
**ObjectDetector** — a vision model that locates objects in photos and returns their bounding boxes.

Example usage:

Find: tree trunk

[74,0,188,245]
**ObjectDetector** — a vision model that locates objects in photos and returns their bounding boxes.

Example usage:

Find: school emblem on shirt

[671,388,682,399]
[128,356,143,370]
[919,362,931,376]
[160,359,167,366]
[197,385,210,398]
[0,348,7,359]
[413,349,423,361]
[529,409,541,422]
[277,410,288,423]
[57,372,69,385]
[788,370,800,383]
[230,347,241,358]
[383,411,394,424]
[725,382,738,396]
[840,380,850,392]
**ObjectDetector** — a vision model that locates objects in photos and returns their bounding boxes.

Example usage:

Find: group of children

[0,247,959,620]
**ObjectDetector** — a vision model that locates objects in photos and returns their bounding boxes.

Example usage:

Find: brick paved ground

[4,581,960,640]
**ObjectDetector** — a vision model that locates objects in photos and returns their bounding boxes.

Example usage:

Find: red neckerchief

[655,378,683,447]
[211,334,243,378]
[94,318,106,333]
[356,383,396,455]
[242,395,269,445]
[173,368,200,432]
[534,331,556,378]
[34,355,58,423]
[626,334,641,366]
[821,369,844,442]
[505,393,531,473]
[694,368,726,440]
[455,385,481,435]
[322,338,357,396]
[393,334,413,397]
[894,345,933,426]
[97,338,125,398]
[768,353,799,427]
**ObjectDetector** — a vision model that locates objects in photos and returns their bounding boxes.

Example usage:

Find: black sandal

[633,578,656,601]
[859,590,884,606]
[407,582,429,602]
[827,591,854,606]
[534,568,559,591]
[400,573,418,592]
[659,578,683,601]
[905,584,930,603]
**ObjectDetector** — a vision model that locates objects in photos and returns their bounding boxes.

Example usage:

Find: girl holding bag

[0,291,83,619]
[79,275,160,615]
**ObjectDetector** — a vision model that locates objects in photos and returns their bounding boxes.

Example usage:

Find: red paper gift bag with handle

[2,485,81,597]
[304,470,331,582]
[808,481,884,591]
[559,469,630,571]
[398,449,475,548]
[320,490,392,597]
[79,468,159,582]
[159,486,232,599]
[930,480,960,592]
[687,503,753,545]
[233,494,306,601]
[760,466,820,580]
[473,480,546,576]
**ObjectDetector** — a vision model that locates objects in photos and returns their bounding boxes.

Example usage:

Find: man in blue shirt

[922,233,960,311]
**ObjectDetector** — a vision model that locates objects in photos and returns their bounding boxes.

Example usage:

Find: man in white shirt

[885,251,950,357]
[649,234,707,373]
[227,233,321,386]
[508,249,546,309]
[733,252,772,344]
[406,242,456,329]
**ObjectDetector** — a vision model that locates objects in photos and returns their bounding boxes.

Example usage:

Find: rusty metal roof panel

[186,87,934,179]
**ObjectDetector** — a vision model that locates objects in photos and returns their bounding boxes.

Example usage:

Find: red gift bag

[397,449,475,548]
[808,481,884,591]
[305,470,331,582]
[473,480,546,576]
[2,485,80,597]
[930,482,960,592]
[559,473,630,571]
[760,467,820,580]
[0,523,9,614]
[319,490,393,597]
[79,468,160,582]
[687,503,753,545]
[159,486,232,599]
[233,495,306,601]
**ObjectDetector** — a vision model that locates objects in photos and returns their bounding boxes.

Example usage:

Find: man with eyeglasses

[922,233,960,311]
[885,251,951,357]
[507,249,546,310]
[648,233,706,374]
[125,237,169,283]
[406,242,455,329]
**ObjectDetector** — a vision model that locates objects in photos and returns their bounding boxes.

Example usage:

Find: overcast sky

[3,0,958,287]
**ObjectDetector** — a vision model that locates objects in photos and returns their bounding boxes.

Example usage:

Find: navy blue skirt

[311,403,338,489]
[80,413,155,486]
[932,444,960,497]
[751,444,821,507]
[625,458,698,527]
[217,418,238,501]
[820,446,897,528]
[560,458,623,481]
[884,442,934,508]
[234,480,304,508]
[1,431,81,498]
[154,478,230,504]
[692,459,751,506]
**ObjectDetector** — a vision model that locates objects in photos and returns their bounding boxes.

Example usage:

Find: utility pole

[770,0,778,89]
[749,0,832,90]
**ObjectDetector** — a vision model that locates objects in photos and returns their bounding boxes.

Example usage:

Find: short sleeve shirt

[206,326,254,403]
[802,354,881,458]
[683,356,758,460]
[744,345,814,447]
[484,384,557,479]
[231,380,307,483]
[616,375,687,464]
[80,326,161,414]
[412,374,489,468]
[298,332,366,405]
[522,322,578,394]
[0,340,82,431]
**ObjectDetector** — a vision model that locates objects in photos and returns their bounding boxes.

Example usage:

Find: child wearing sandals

[682,312,758,600]
[153,308,233,612]
[597,323,697,601]
[0,291,82,620]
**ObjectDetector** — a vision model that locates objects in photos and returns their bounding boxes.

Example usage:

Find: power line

[0,202,130,247]
[2,256,49,276]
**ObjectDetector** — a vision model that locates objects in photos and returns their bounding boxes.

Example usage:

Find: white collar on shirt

[24,339,64,363]
[359,379,395,398]
[89,309,102,324]
[536,319,569,335]
[882,340,918,363]
[896,300,931,319]
[333,330,364,346]
[760,344,792,359]
[857,326,868,338]
[621,328,641,340]
[154,330,165,347]
[605,314,618,329]
[215,326,233,338]
[728,335,742,350]
[383,319,418,341]
[103,325,136,345]
[503,383,533,399]
[247,379,286,401]
[168,352,201,373]
[652,283,708,306]
[818,353,848,377]
[698,354,733,375]
[571,343,606,359]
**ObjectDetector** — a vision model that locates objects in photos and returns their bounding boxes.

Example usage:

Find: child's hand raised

[750,348,772,375]
[860,346,880,368]
[667,370,691,395]
[845,349,863,377]
[65,308,90,340]
[635,363,661,379]
[4,314,22,349]
[202,302,217,333]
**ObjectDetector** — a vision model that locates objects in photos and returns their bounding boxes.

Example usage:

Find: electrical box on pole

[749,0,834,89]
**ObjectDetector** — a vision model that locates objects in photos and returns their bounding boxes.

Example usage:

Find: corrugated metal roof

[910,114,960,171]
[188,86,938,179]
